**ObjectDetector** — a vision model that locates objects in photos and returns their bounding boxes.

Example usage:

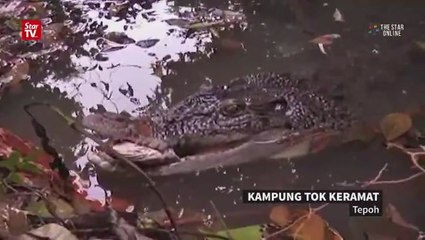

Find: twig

[95,144,181,239]
[336,164,424,187]
[210,200,232,240]
[387,142,425,173]
[106,63,145,69]
[335,142,425,188]
[361,163,425,187]
[24,102,181,240]
[264,203,329,239]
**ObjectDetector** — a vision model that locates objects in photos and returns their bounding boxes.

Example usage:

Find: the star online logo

[21,20,42,41]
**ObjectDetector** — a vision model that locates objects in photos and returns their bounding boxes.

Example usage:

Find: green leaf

[23,150,37,162]
[17,160,42,174]
[7,172,24,184]
[9,151,22,161]
[204,225,263,240]
[0,160,17,171]
[25,200,52,218]
[0,151,21,171]
[26,198,75,219]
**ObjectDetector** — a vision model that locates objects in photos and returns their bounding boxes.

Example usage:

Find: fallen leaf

[97,38,127,52]
[94,53,109,61]
[205,225,263,240]
[310,34,341,45]
[25,197,75,219]
[18,223,78,240]
[333,8,344,22]
[135,39,160,48]
[379,112,412,141]
[104,32,135,44]
[164,18,191,28]
[310,34,341,55]
[269,206,291,227]
[291,211,326,240]
[268,205,343,240]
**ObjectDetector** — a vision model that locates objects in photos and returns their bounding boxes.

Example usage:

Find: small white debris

[126,205,135,212]
[333,8,344,22]
[318,43,327,54]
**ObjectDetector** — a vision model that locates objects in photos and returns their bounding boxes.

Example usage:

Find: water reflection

[41,1,213,115]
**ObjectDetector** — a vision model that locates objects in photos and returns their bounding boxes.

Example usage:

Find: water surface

[0,0,425,238]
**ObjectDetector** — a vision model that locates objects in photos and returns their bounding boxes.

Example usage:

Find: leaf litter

[379,112,412,141]
[267,205,343,240]
[136,39,160,48]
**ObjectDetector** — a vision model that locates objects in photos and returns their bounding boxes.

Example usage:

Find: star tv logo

[21,20,42,41]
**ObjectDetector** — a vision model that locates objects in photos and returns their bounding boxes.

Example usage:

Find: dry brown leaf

[379,113,412,141]
[385,204,420,232]
[291,210,326,240]
[268,206,342,240]
[269,206,291,227]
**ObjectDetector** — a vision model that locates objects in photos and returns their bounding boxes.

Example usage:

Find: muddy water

[1,0,425,238]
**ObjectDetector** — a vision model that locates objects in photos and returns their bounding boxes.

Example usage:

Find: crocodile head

[82,72,352,175]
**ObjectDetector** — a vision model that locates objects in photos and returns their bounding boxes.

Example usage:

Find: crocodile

[82,72,353,176]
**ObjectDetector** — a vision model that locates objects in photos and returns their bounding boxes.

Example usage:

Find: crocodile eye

[270,98,288,110]
[220,99,246,116]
